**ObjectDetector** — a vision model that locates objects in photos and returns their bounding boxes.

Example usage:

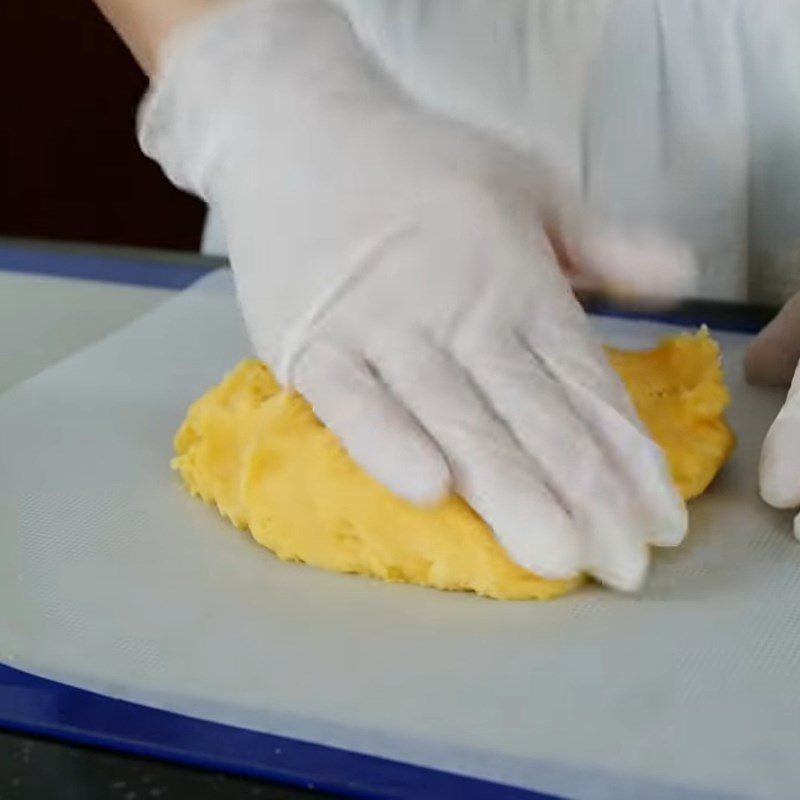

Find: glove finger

[372,337,583,580]
[558,371,686,545]
[466,335,650,591]
[514,273,687,548]
[537,339,687,549]
[518,265,640,424]
[745,291,800,387]
[292,342,451,506]
[759,393,800,509]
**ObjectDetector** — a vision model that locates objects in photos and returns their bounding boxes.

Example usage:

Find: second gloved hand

[139,0,689,590]
[746,292,800,539]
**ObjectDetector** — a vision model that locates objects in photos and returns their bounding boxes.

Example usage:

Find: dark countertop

[0,729,340,800]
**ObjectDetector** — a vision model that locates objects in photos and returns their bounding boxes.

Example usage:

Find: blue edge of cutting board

[0,242,765,799]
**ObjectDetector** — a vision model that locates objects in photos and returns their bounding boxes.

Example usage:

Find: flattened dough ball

[173,330,734,599]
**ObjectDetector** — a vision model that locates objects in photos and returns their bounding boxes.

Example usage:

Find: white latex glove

[139,0,691,590]
[746,292,800,539]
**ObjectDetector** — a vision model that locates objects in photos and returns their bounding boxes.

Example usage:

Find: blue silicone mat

[0,242,563,799]
[0,242,773,799]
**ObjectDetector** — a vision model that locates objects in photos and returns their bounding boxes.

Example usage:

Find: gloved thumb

[540,193,697,303]
[564,226,697,302]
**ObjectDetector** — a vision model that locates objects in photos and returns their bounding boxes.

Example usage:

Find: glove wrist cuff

[137,0,405,199]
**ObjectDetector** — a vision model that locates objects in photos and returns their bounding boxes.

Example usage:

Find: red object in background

[0,0,204,250]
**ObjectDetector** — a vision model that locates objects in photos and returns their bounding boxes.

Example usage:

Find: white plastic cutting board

[2,270,799,800]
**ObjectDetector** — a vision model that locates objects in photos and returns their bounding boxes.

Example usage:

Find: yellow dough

[173,330,734,600]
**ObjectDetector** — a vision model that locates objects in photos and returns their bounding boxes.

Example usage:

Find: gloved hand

[746,292,800,539]
[139,0,691,590]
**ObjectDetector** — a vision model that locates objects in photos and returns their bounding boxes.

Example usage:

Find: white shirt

[204,0,800,304]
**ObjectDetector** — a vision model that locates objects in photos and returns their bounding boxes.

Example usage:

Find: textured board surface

[2,270,799,800]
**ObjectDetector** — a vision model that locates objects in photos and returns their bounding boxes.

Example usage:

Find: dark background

[1,0,205,250]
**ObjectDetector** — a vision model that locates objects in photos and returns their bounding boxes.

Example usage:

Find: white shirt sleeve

[204,0,800,304]
[331,0,612,185]
[743,1,800,304]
